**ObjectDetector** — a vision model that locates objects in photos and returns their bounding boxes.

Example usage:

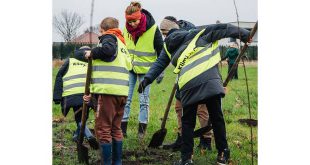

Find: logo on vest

[121,48,127,54]
[73,62,86,67]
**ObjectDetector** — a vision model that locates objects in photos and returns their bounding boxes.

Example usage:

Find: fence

[220,45,258,61]
[52,42,96,60]
[53,42,258,61]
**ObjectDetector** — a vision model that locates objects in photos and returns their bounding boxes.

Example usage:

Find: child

[53,46,98,149]
[83,17,131,165]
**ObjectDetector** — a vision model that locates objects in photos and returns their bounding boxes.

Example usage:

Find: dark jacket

[74,34,118,62]
[144,23,250,107]
[177,20,196,31]
[222,47,239,65]
[54,33,118,113]
[53,47,91,114]
[135,9,163,57]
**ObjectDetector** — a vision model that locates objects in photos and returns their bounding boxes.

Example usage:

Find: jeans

[122,71,151,124]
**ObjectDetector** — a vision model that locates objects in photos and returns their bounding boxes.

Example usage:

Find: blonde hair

[125,1,142,15]
[100,17,119,31]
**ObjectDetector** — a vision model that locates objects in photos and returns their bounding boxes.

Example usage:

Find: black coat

[144,23,250,107]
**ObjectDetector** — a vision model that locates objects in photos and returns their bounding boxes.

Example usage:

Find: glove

[53,99,61,104]
[138,78,150,93]
[156,72,164,84]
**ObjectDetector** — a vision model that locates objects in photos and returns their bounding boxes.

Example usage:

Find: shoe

[198,137,212,151]
[174,159,194,165]
[121,122,128,138]
[138,123,147,139]
[217,148,230,165]
[163,133,182,152]
[86,136,99,150]
[112,140,123,165]
[100,143,112,165]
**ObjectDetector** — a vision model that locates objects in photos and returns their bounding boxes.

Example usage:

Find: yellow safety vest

[62,58,87,97]
[164,29,221,89]
[123,24,157,74]
[90,37,131,96]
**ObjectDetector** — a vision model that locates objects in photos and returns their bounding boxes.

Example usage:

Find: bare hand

[83,94,92,103]
[224,87,228,94]
[84,50,91,59]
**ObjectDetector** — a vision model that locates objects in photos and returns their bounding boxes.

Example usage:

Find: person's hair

[164,16,177,23]
[100,17,119,31]
[125,1,142,15]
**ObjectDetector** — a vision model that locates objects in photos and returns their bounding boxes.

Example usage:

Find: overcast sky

[52,0,257,42]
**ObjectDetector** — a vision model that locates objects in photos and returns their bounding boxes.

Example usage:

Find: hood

[177,20,196,31]
[141,9,156,30]
[164,29,189,54]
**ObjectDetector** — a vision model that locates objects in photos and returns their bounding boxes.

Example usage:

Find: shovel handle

[223,21,258,87]
[78,58,92,145]
[160,82,177,129]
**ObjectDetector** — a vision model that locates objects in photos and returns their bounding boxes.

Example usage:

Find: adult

[138,23,251,165]
[160,16,213,152]
[121,1,164,139]
[222,42,240,79]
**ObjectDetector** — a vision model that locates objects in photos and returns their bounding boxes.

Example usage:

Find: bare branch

[53,10,84,42]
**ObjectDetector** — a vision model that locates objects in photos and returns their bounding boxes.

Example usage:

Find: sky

[52,0,257,42]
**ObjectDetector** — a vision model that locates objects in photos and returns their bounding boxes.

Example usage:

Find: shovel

[148,82,177,148]
[77,58,92,164]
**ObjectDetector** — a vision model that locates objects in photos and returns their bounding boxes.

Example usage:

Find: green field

[52,63,258,165]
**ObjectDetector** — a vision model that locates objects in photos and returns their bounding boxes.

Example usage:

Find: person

[138,23,251,165]
[83,17,132,165]
[53,45,98,149]
[160,16,213,152]
[121,1,164,139]
[222,42,239,79]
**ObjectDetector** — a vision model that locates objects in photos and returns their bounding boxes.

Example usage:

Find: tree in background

[53,10,84,42]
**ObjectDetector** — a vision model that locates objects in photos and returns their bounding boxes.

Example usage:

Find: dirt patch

[238,118,258,127]
[122,149,178,165]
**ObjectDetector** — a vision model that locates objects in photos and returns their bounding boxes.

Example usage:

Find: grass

[52,62,257,165]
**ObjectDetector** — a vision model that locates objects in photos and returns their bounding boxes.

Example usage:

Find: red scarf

[104,28,126,45]
[125,13,147,41]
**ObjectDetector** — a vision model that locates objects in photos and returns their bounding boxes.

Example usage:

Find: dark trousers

[73,106,90,124]
[228,64,238,79]
[181,95,228,160]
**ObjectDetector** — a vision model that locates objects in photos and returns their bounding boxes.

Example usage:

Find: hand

[83,94,92,103]
[84,50,91,59]
[224,87,228,94]
[138,79,149,93]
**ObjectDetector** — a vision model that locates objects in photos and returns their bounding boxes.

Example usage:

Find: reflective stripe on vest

[123,24,157,74]
[90,37,130,96]
[62,58,87,97]
[174,30,221,89]
[164,43,172,59]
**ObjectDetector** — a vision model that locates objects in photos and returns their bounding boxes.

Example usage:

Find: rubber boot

[138,123,147,139]
[163,133,182,151]
[121,122,128,138]
[100,143,112,165]
[112,140,123,165]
